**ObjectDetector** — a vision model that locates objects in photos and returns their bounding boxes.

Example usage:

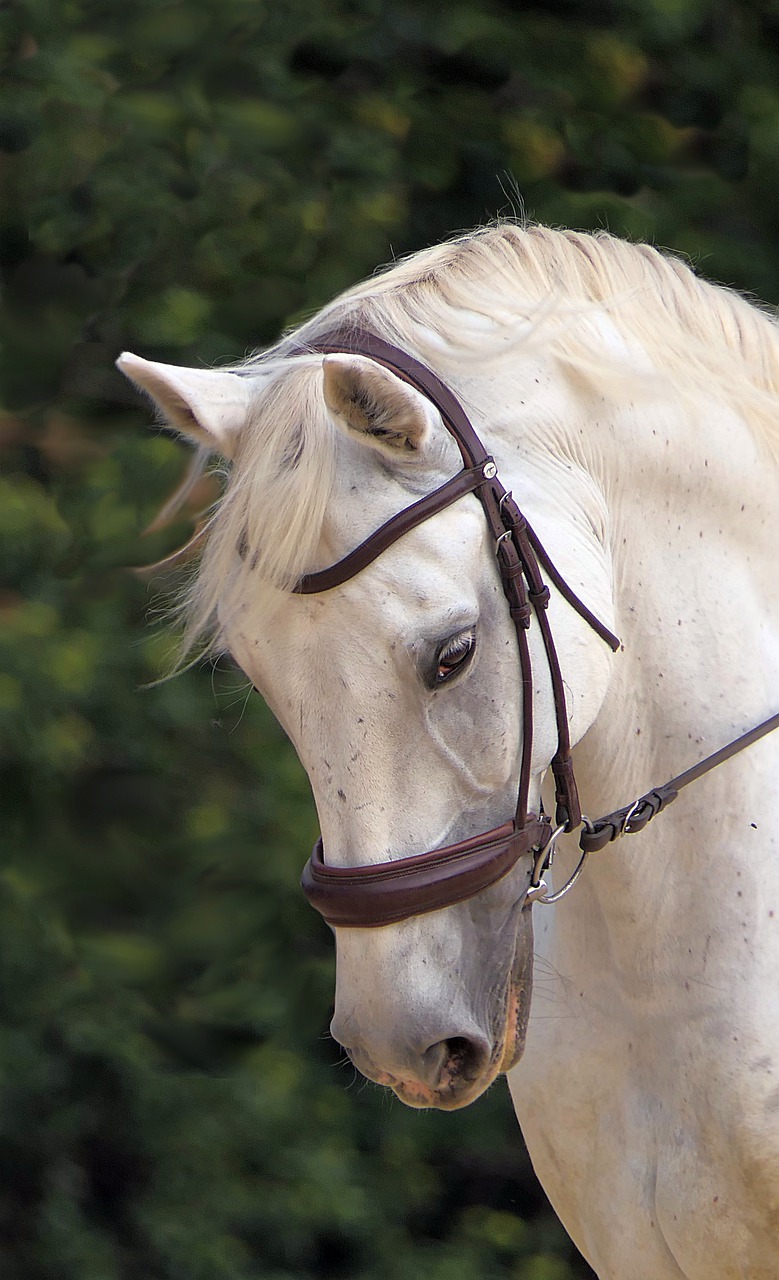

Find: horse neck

[550,378,779,979]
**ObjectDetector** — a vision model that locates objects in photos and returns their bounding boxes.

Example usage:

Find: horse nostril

[445,1035,490,1081]
[423,1035,490,1087]
[332,1017,493,1093]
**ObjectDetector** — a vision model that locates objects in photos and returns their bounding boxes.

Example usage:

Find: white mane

[180,222,779,655]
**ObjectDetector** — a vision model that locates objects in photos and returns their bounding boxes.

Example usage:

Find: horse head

[118,332,616,1110]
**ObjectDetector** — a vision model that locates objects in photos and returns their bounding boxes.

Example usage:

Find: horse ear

[322,354,432,453]
[116,353,255,459]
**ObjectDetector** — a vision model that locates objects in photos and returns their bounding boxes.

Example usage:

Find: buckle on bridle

[619,798,642,836]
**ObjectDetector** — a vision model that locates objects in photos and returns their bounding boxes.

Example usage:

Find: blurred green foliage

[4,0,779,1275]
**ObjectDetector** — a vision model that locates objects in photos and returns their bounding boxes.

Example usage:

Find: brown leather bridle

[290,328,779,928]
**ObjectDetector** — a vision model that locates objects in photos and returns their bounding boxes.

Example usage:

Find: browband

[296,464,490,594]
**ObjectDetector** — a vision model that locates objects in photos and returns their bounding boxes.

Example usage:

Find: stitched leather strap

[301,819,553,928]
[524,519,621,653]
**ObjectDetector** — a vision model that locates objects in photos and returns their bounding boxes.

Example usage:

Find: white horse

[118,224,779,1280]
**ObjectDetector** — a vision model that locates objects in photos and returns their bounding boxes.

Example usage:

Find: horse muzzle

[336,1027,496,1110]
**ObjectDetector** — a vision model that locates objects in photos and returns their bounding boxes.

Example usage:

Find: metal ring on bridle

[526,822,590,906]
[535,848,589,905]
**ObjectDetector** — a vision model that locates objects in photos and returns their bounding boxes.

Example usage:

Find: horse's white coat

[119,226,779,1280]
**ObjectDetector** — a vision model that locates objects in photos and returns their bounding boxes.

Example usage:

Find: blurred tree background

[2,0,779,1276]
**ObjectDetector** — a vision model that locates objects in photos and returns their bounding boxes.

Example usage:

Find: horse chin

[373,1057,501,1110]
[390,1076,497,1111]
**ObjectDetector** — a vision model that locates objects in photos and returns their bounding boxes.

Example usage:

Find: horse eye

[435,629,476,684]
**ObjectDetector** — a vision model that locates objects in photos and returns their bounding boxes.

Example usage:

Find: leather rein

[289,328,779,928]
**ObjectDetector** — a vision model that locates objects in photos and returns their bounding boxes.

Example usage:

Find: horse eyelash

[439,629,476,662]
